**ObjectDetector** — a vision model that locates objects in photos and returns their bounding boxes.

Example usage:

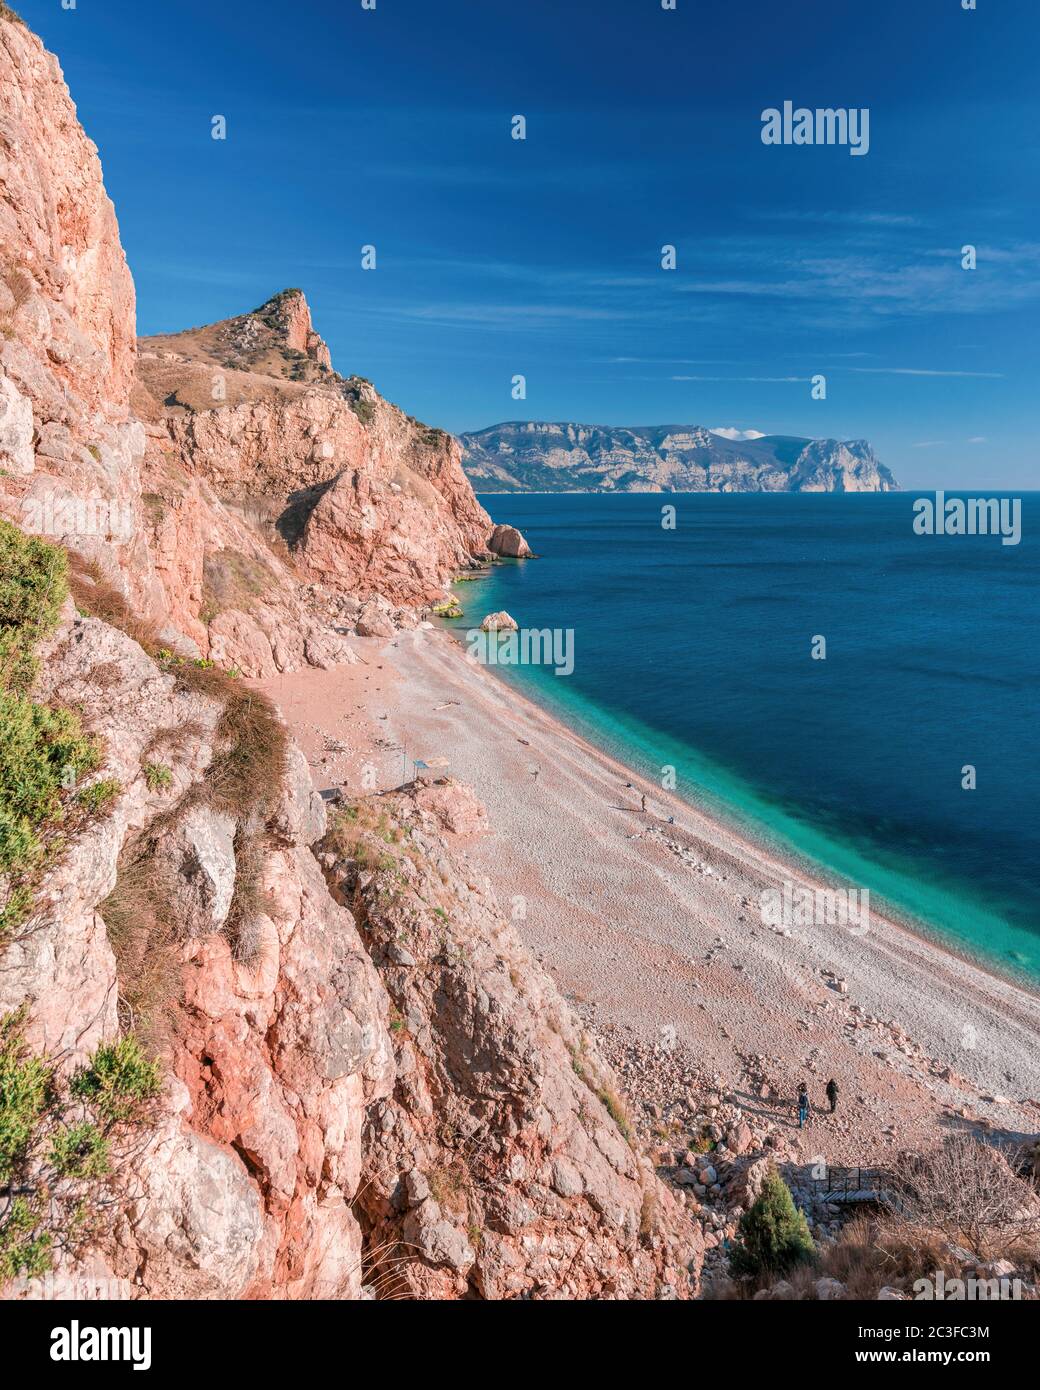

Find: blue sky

[20,0,1040,486]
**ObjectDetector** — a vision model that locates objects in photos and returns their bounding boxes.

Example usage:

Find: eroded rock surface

[318,781,703,1299]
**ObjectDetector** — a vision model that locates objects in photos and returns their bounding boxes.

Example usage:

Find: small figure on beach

[796,1082,810,1128]
[825,1078,839,1114]
[640,793,647,813]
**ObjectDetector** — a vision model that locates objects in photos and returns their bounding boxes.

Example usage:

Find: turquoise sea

[443,492,1039,988]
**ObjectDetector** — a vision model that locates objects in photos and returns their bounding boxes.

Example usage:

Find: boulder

[488,523,533,559]
[815,1277,846,1301]
[356,601,395,638]
[480,610,518,632]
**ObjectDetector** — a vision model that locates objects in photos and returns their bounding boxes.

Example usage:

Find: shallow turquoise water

[445,493,1040,987]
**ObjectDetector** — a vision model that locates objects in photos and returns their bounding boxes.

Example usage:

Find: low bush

[70,1036,161,1125]
[143,762,172,792]
[0,524,104,932]
[0,1013,159,1287]
[729,1167,815,1279]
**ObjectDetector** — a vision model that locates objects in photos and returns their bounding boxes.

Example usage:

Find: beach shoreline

[260,624,1040,1166]
[437,623,1040,1005]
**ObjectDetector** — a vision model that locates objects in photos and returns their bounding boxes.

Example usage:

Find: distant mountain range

[459,422,899,493]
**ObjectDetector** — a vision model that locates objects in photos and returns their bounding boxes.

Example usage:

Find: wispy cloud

[671,374,809,383]
[852,367,1004,378]
[757,210,924,227]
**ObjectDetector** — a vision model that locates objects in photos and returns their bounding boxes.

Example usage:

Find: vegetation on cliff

[0,1011,159,1283]
[0,522,102,934]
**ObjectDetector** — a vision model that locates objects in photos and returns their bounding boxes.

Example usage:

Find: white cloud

[853,367,1003,378]
[710,427,766,441]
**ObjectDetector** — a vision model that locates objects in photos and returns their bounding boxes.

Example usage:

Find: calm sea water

[446,492,1039,986]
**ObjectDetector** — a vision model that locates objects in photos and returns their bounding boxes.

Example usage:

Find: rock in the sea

[431,598,463,619]
[488,523,534,558]
[480,610,518,632]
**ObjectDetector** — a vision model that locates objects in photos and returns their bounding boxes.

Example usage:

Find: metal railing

[809,1165,893,1204]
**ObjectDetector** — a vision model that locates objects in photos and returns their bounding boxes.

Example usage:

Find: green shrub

[143,762,172,792]
[70,1037,161,1124]
[729,1167,815,1279]
[75,778,120,815]
[0,524,107,920]
[0,885,32,938]
[1,1019,159,1288]
[0,1198,51,1284]
[0,1010,50,1183]
[0,519,68,694]
[49,1122,111,1180]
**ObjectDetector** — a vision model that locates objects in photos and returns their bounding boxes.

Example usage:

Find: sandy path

[261,626,1040,1166]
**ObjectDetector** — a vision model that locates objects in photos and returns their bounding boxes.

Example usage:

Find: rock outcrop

[0,16,493,675]
[480,611,518,633]
[136,291,493,609]
[0,597,394,1300]
[488,523,534,558]
[461,421,899,493]
[319,782,702,1299]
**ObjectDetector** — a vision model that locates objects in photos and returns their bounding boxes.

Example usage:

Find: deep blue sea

[445,492,1039,987]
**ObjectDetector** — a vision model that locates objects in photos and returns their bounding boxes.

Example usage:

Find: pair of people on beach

[797,1078,839,1126]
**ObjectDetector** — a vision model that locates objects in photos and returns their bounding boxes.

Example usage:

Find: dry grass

[200,548,274,622]
[66,553,164,654]
[426,1157,469,1215]
[222,828,274,966]
[201,684,288,821]
[99,849,181,1055]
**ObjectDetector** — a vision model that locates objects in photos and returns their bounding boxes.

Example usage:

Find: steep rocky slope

[461,421,899,493]
[137,290,492,610]
[0,12,492,676]
[0,11,702,1300]
[320,787,701,1299]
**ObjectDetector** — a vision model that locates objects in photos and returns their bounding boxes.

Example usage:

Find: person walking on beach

[640,793,647,813]
[825,1078,839,1114]
[796,1082,810,1129]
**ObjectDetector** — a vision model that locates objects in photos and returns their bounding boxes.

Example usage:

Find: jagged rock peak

[142,287,335,385]
[251,288,333,371]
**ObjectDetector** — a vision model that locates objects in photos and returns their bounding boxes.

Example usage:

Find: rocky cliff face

[461,421,899,493]
[320,787,701,1299]
[136,291,492,610]
[0,15,491,676]
[0,12,700,1301]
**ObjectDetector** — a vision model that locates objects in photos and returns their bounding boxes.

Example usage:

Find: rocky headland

[460,421,899,493]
